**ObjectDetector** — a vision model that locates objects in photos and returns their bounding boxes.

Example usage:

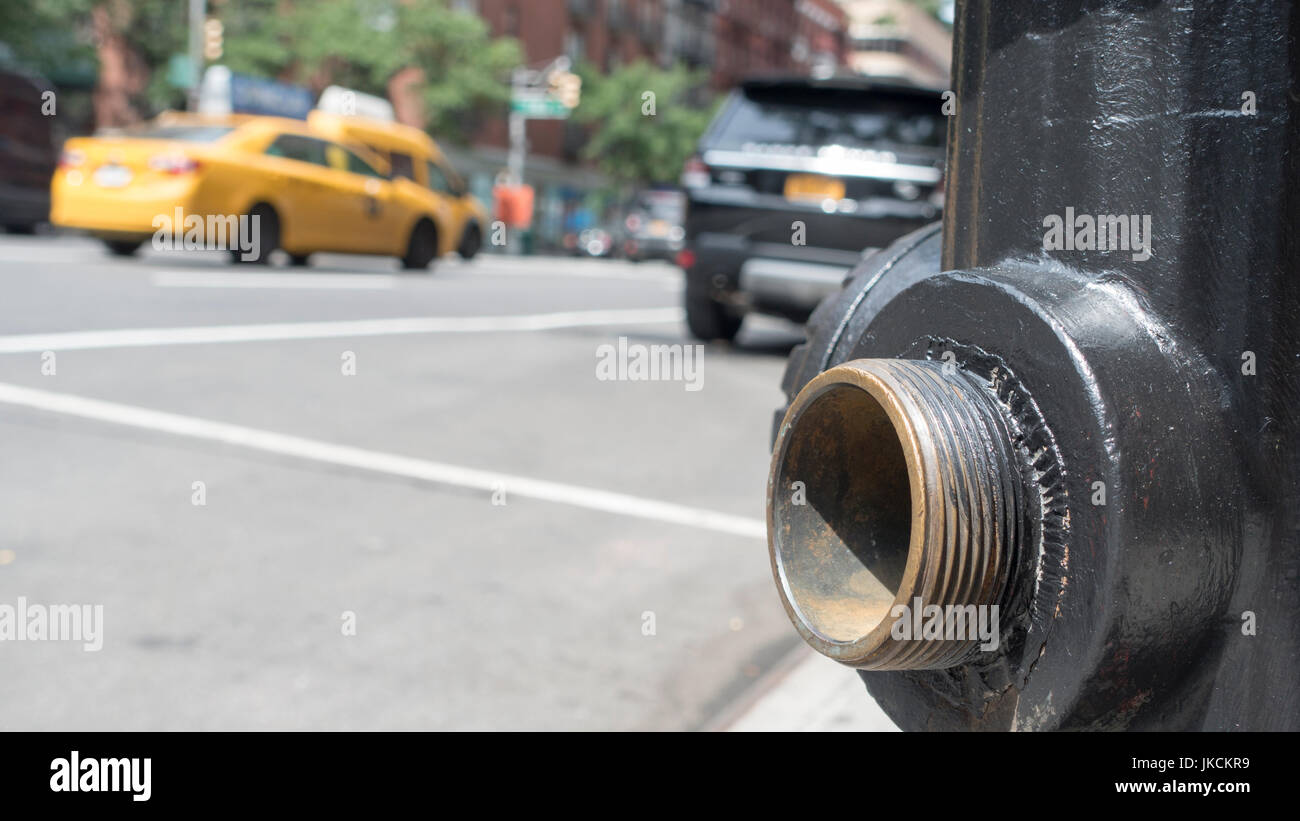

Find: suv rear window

[707,86,945,151]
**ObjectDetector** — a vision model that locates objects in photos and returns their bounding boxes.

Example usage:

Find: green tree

[1,0,187,113]
[572,61,715,186]
[221,0,521,142]
[4,0,519,138]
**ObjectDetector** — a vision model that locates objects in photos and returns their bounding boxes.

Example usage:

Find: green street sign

[167,54,197,89]
[510,96,570,119]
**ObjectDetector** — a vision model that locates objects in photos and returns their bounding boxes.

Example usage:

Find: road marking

[152,271,398,290]
[0,382,767,539]
[0,249,100,265]
[465,261,680,283]
[0,308,685,354]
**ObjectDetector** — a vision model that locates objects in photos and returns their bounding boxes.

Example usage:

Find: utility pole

[187,0,206,111]
[503,56,580,255]
[507,67,528,186]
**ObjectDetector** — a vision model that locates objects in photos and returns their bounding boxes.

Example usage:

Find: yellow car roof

[307,111,445,163]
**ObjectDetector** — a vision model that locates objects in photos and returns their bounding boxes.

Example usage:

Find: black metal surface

[775,0,1299,730]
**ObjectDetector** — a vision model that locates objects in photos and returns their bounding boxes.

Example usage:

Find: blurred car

[575,226,615,258]
[308,110,486,261]
[679,75,946,340]
[620,189,686,262]
[0,65,57,233]
[51,111,482,270]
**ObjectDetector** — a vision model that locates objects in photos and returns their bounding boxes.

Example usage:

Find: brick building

[467,0,849,161]
[838,0,951,88]
[447,0,849,251]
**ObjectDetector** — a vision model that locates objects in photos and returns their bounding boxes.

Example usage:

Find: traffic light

[549,71,582,109]
[203,18,224,61]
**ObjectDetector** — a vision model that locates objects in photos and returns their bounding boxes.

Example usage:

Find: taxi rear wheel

[103,239,143,257]
[401,219,438,271]
[231,204,279,265]
[457,223,481,260]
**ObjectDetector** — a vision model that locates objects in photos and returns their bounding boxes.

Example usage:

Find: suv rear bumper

[739,257,851,313]
[685,230,868,320]
[682,192,937,320]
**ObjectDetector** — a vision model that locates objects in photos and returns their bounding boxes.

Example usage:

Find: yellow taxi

[307,110,485,261]
[51,111,487,270]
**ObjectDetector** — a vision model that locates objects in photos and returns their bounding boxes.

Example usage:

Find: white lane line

[468,264,680,284]
[0,308,685,354]
[0,250,102,265]
[0,382,766,539]
[152,271,398,290]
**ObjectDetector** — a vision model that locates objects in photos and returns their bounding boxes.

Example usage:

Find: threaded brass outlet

[768,358,1023,670]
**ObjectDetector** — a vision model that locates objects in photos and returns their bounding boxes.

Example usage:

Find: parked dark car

[679,75,946,340]
[0,64,57,233]
[620,188,686,262]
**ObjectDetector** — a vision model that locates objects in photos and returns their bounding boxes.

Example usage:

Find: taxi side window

[324,144,348,172]
[389,152,416,181]
[344,148,385,178]
[426,161,452,194]
[265,134,326,166]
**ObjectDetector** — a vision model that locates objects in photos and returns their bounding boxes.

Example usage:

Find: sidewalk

[710,647,901,732]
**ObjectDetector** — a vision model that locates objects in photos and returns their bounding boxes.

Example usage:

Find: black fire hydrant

[767,0,1300,731]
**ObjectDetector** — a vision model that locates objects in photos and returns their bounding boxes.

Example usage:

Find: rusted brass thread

[767,358,1022,670]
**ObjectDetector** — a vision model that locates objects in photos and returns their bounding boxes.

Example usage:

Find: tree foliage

[220,0,521,141]
[3,0,521,140]
[572,61,715,186]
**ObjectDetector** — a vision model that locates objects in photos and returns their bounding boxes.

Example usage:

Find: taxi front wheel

[401,219,438,271]
[457,223,481,261]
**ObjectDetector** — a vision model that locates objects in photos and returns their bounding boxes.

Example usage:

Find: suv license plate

[784,174,845,202]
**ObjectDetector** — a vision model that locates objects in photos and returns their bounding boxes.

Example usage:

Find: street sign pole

[503,57,578,254]
[507,67,528,186]
[506,56,576,184]
[187,0,206,111]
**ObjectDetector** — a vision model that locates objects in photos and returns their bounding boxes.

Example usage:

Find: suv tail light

[680,156,710,189]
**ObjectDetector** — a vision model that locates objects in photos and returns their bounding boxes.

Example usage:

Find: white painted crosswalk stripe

[0,382,766,539]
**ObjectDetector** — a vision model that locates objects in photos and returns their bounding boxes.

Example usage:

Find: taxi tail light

[149,155,202,174]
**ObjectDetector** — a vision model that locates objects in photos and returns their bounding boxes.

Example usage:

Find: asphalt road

[0,233,822,730]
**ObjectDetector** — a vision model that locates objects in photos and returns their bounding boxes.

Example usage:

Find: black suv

[680,76,946,341]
